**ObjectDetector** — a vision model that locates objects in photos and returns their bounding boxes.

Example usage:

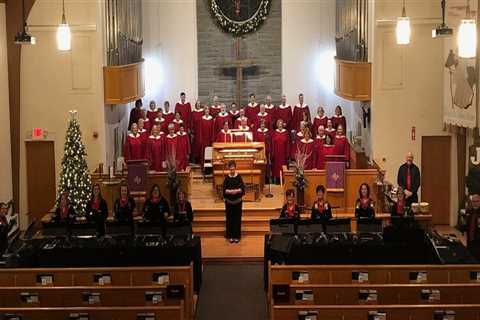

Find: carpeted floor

[195,263,267,320]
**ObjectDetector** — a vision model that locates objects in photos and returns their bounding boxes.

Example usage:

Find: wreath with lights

[210,0,271,36]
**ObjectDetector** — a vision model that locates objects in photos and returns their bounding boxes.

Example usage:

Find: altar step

[193,225,270,237]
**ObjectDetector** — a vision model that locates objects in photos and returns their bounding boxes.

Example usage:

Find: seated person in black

[390,186,408,217]
[113,184,136,223]
[86,183,108,235]
[143,184,170,223]
[174,190,193,223]
[0,202,10,254]
[354,183,375,219]
[280,189,300,220]
[53,192,76,223]
[311,185,332,220]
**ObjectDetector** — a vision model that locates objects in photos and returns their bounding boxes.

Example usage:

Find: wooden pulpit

[326,161,346,209]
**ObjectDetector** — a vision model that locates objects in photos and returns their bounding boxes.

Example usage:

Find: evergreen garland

[56,110,91,216]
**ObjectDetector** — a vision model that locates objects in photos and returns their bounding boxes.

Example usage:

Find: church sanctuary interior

[2,0,480,319]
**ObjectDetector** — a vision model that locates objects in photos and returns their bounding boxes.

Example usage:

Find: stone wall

[197,0,282,106]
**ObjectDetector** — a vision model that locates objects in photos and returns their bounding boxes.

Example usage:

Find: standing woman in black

[113,183,136,224]
[86,183,108,235]
[143,184,170,223]
[223,160,245,244]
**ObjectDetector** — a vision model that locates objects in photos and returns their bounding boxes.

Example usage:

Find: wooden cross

[222,38,256,108]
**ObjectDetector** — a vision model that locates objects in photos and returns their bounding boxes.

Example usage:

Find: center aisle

[195,263,267,320]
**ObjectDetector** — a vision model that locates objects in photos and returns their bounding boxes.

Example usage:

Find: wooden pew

[272,304,480,320]
[0,305,184,320]
[0,264,195,319]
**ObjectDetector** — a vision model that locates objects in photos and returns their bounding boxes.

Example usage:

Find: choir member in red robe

[291,93,311,132]
[299,111,312,136]
[172,112,185,132]
[331,105,347,132]
[234,108,251,128]
[234,118,253,142]
[155,109,168,134]
[191,101,205,163]
[312,106,328,135]
[271,119,290,183]
[163,101,175,127]
[264,95,276,119]
[325,119,336,142]
[276,94,292,130]
[146,125,165,172]
[315,126,327,170]
[199,107,215,165]
[323,135,336,159]
[138,118,149,143]
[165,124,178,169]
[216,121,233,143]
[141,111,152,134]
[147,100,159,124]
[124,123,145,161]
[333,125,350,166]
[297,130,316,170]
[255,120,270,158]
[229,102,240,123]
[176,126,190,171]
[290,124,306,159]
[255,104,273,130]
[244,93,260,123]
[210,96,221,118]
[214,104,232,135]
[175,92,192,130]
[128,99,144,130]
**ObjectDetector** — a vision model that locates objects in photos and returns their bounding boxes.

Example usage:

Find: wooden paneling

[421,136,451,225]
[458,133,467,207]
[334,58,371,101]
[25,141,56,222]
[103,60,145,105]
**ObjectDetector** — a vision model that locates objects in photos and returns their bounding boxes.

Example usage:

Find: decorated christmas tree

[56,110,91,216]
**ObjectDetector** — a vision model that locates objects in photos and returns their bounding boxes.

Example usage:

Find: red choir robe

[264,104,276,117]
[300,120,313,136]
[146,109,158,125]
[191,109,205,163]
[146,134,165,172]
[314,135,326,170]
[155,117,168,134]
[165,133,178,167]
[297,138,316,170]
[323,144,335,161]
[333,135,350,162]
[175,102,192,129]
[234,116,251,128]
[176,132,191,171]
[229,110,240,123]
[325,128,336,142]
[271,129,290,178]
[128,107,144,130]
[124,133,145,161]
[216,129,233,143]
[291,132,304,159]
[138,129,149,143]
[143,118,152,134]
[312,115,328,136]
[199,115,215,164]
[276,105,292,130]
[234,126,252,142]
[331,115,347,131]
[292,104,311,132]
[214,112,232,136]
[210,104,221,118]
[244,103,260,124]
[255,128,270,158]
[172,119,185,132]
[163,111,175,127]
[255,112,273,130]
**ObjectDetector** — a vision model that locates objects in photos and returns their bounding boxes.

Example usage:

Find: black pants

[406,193,418,207]
[225,202,242,239]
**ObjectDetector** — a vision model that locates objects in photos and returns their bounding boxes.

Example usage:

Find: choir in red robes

[229,109,240,123]
[214,112,232,135]
[155,117,168,134]
[271,128,290,178]
[313,115,328,136]
[124,133,145,161]
[172,119,185,132]
[163,110,174,127]
[297,138,316,170]
[255,112,273,130]
[216,129,233,143]
[291,131,304,159]
[128,103,144,130]
[210,104,221,118]
[146,133,165,172]
[199,114,215,164]
[255,128,270,158]
[244,103,260,123]
[234,115,251,128]
[191,107,205,163]
[314,135,326,170]
[146,108,158,125]
[176,131,191,171]
[292,104,311,132]
[165,133,178,166]
[331,114,347,131]
[175,101,192,129]
[234,126,252,142]
[333,135,350,163]
[276,105,292,130]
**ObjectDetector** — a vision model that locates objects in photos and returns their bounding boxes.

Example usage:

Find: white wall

[142,0,198,106]
[19,0,106,226]
[0,3,13,203]
[282,0,357,138]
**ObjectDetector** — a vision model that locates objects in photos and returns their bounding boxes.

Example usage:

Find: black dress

[143,197,170,223]
[223,174,245,239]
[174,201,194,223]
[113,197,136,223]
[311,201,332,220]
[53,206,76,224]
[86,198,108,235]
[354,198,375,219]
[397,163,421,206]
[279,204,300,220]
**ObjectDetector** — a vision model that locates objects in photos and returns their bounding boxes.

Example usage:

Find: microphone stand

[265,130,274,198]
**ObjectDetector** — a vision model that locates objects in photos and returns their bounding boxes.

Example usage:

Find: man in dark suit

[397,152,421,207]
